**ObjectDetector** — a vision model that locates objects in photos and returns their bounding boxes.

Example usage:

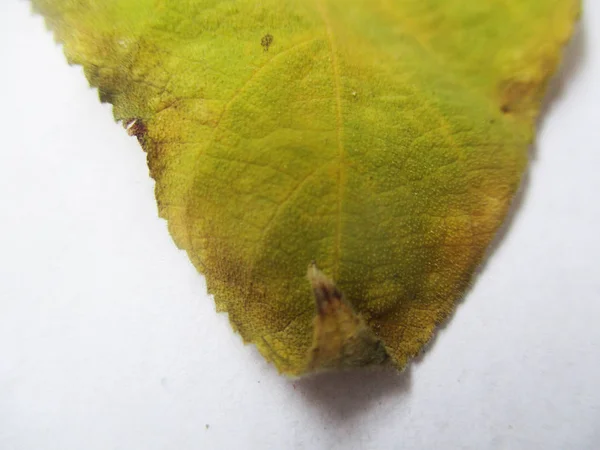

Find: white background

[1,1,599,449]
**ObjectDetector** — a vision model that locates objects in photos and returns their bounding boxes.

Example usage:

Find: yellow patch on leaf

[33,0,580,375]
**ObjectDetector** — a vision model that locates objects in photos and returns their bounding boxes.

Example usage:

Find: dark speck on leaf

[261,34,273,51]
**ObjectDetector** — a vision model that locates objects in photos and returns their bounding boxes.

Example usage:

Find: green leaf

[32,0,580,375]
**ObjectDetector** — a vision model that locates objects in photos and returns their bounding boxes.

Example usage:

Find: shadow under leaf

[294,366,411,420]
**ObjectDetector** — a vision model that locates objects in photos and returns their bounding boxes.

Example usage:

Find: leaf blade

[33,0,580,375]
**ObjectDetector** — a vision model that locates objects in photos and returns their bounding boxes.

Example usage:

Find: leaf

[32,0,580,376]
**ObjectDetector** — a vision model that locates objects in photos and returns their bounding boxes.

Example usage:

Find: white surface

[1,1,599,449]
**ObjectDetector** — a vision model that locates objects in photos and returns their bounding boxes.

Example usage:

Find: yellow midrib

[316,0,345,281]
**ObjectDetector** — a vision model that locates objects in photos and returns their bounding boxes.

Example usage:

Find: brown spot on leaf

[261,34,273,52]
[497,78,542,116]
[124,118,147,143]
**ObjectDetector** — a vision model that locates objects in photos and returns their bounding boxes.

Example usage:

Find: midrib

[316,0,345,281]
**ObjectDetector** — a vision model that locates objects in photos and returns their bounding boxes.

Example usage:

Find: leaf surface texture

[33,0,580,375]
